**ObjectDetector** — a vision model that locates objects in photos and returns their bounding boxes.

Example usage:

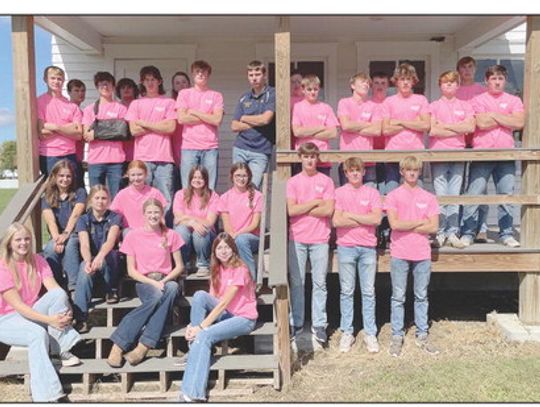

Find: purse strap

[93,98,100,121]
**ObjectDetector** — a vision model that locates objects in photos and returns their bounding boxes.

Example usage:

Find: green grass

[0,189,17,215]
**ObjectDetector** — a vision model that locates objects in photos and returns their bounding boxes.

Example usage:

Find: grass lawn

[0,189,17,215]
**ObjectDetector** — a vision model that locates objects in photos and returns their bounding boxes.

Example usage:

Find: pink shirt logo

[499,103,508,109]
[361,111,372,119]
[416,202,428,209]
[317,114,327,122]
[360,200,370,206]
[155,106,165,112]
[410,105,420,112]
[454,110,465,117]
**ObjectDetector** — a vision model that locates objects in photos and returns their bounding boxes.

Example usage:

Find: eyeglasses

[234,174,249,179]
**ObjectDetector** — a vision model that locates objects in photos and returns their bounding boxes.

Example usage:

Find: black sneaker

[74,320,90,334]
[311,326,327,344]
[289,326,303,341]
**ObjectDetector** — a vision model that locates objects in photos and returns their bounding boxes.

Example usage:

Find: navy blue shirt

[233,86,276,155]
[76,209,123,256]
[41,187,87,232]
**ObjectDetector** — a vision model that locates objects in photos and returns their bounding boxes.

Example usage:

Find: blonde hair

[142,198,168,249]
[399,155,423,171]
[439,70,460,86]
[301,74,321,89]
[391,63,419,85]
[349,72,370,86]
[86,184,111,210]
[297,142,320,157]
[43,65,65,81]
[0,223,38,291]
[343,157,365,173]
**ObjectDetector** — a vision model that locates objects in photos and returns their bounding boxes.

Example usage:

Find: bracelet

[198,324,207,331]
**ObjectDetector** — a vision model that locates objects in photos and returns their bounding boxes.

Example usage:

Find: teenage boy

[337,72,383,187]
[291,75,338,177]
[290,70,304,109]
[231,60,276,189]
[125,65,176,209]
[177,60,224,190]
[385,156,440,357]
[382,63,430,193]
[429,71,475,249]
[37,66,83,179]
[67,79,87,188]
[82,72,127,198]
[287,142,335,345]
[370,71,390,192]
[333,157,382,353]
[460,65,525,248]
[456,56,489,243]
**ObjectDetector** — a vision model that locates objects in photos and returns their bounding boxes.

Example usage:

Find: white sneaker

[363,335,380,353]
[502,236,520,248]
[460,235,474,247]
[195,267,211,277]
[447,234,465,249]
[436,234,446,248]
[339,333,355,353]
[60,351,81,367]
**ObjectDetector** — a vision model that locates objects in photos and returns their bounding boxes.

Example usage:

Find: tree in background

[0,141,17,176]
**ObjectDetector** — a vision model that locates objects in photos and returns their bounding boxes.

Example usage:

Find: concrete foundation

[487,312,540,342]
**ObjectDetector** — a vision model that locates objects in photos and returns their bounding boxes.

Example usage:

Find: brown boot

[107,344,124,368]
[125,343,149,366]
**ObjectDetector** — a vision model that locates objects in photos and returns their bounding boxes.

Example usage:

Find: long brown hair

[209,232,246,293]
[184,165,211,210]
[229,162,255,209]
[43,159,77,208]
[0,223,38,291]
[142,198,168,249]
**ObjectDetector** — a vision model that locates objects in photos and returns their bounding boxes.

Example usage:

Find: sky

[0,16,51,143]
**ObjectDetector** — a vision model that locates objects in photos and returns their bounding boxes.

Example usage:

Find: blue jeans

[88,163,124,199]
[432,162,465,236]
[0,288,80,401]
[43,234,80,291]
[337,245,377,336]
[390,257,431,337]
[461,161,515,239]
[375,163,386,194]
[144,161,174,209]
[175,225,215,269]
[181,291,255,401]
[110,281,179,350]
[385,162,424,194]
[288,241,329,329]
[72,251,120,321]
[235,233,260,282]
[232,146,269,190]
[39,154,79,185]
[338,163,376,188]
[181,149,219,191]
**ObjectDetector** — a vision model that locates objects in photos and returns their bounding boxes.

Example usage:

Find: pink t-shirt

[428,97,474,150]
[172,124,183,166]
[381,93,429,150]
[176,87,224,150]
[76,140,85,161]
[335,183,382,248]
[371,99,387,150]
[0,255,52,315]
[82,100,128,164]
[338,97,382,152]
[125,96,177,163]
[120,227,183,276]
[292,100,339,167]
[470,91,524,149]
[456,83,486,101]
[110,185,168,228]
[218,187,263,236]
[384,185,440,261]
[287,171,335,244]
[37,93,83,157]
[210,264,258,320]
[173,189,220,226]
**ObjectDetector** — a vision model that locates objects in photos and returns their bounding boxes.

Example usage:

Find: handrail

[256,172,269,289]
[267,172,288,287]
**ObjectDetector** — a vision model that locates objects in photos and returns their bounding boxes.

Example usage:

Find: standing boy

[337,72,383,187]
[385,156,440,357]
[67,79,87,188]
[287,142,335,345]
[370,71,390,193]
[460,65,525,248]
[177,60,224,190]
[333,157,382,353]
[291,75,338,177]
[37,66,83,179]
[231,60,276,189]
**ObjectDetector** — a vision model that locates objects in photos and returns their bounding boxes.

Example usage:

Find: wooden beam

[519,15,540,325]
[276,148,540,164]
[274,31,291,181]
[34,16,102,55]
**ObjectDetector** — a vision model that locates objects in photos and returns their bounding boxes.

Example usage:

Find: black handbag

[92,99,131,141]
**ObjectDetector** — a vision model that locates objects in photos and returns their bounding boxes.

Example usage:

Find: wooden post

[519,15,540,325]
[11,16,41,248]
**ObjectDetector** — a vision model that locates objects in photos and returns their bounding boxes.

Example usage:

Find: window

[268,61,326,101]
[475,58,524,98]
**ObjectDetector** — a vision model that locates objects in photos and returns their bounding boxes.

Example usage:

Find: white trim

[356,41,440,100]
[103,44,197,61]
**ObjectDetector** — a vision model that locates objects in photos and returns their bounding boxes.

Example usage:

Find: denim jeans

[181,291,255,401]
[337,245,377,336]
[110,281,179,350]
[232,146,269,190]
[288,241,329,329]
[432,162,465,236]
[390,257,431,337]
[174,225,215,269]
[181,149,219,191]
[385,163,424,194]
[375,163,386,194]
[88,163,124,199]
[338,163,376,188]
[461,161,515,239]
[39,153,79,182]
[72,251,120,321]
[235,233,260,282]
[0,288,81,401]
[42,234,80,291]
[144,161,174,210]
